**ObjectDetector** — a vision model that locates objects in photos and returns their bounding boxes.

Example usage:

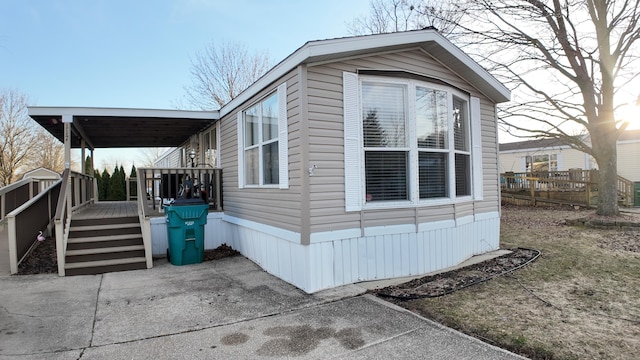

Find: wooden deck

[73,201,140,219]
[72,200,221,220]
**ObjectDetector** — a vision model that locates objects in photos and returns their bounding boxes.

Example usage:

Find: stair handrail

[5,178,62,274]
[54,169,72,276]
[136,168,153,269]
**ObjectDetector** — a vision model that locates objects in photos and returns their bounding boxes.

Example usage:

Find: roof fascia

[500,145,572,154]
[28,106,219,120]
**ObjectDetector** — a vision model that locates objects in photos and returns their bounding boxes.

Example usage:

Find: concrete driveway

[0,256,525,360]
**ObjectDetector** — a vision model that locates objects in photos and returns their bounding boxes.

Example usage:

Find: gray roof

[499,138,571,152]
[500,129,640,152]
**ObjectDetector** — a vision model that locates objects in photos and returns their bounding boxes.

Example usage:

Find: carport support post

[63,115,73,216]
[81,140,86,174]
[62,115,72,170]
[91,148,98,203]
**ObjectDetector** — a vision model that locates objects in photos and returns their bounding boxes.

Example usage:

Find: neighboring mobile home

[499,130,640,182]
[29,29,511,293]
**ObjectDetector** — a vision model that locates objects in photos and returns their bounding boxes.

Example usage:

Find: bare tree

[22,128,65,174]
[183,41,273,109]
[347,0,465,36]
[452,0,640,216]
[350,0,640,216]
[137,147,170,167]
[0,89,37,186]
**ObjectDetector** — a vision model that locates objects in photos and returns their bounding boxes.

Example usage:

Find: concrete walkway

[0,256,526,360]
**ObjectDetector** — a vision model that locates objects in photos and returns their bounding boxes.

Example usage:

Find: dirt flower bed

[384,204,640,360]
[17,237,58,275]
[374,248,540,300]
[203,243,240,260]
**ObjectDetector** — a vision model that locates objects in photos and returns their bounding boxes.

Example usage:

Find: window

[525,154,557,173]
[344,72,481,211]
[202,126,219,168]
[237,83,288,189]
[362,82,409,201]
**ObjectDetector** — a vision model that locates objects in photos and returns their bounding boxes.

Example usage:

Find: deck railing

[501,170,635,207]
[126,177,138,201]
[1,178,42,222]
[5,179,62,274]
[616,176,635,207]
[137,167,223,212]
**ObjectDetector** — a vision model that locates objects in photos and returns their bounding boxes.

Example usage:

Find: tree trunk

[594,135,619,216]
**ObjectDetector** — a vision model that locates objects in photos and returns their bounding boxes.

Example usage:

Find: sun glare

[619,99,640,130]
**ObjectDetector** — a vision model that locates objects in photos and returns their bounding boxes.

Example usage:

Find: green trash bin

[165,199,209,266]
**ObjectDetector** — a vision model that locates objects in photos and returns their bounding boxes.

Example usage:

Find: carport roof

[28,107,218,149]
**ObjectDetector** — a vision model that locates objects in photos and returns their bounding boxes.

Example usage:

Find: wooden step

[68,233,143,244]
[65,257,147,276]
[69,226,141,239]
[67,245,144,256]
[70,216,139,227]
[64,214,148,276]
[70,222,140,232]
[66,245,145,263]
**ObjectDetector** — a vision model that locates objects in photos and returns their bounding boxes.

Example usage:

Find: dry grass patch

[393,205,640,360]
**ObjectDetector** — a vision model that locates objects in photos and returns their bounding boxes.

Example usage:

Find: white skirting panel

[217,211,501,293]
[150,213,225,257]
[150,212,500,292]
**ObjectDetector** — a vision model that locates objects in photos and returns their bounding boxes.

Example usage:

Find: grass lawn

[394,205,640,360]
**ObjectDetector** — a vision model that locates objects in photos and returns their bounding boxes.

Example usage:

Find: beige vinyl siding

[219,69,303,234]
[417,205,455,223]
[618,141,640,181]
[155,148,183,168]
[478,101,500,210]
[306,49,501,234]
[362,208,416,228]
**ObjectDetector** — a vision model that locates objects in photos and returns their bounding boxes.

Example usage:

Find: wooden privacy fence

[501,170,635,207]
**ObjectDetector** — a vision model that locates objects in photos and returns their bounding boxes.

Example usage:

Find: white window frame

[237,82,288,189]
[200,122,220,168]
[524,153,558,173]
[344,72,482,211]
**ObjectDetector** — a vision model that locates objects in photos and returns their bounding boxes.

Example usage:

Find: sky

[2,1,638,173]
[0,0,371,171]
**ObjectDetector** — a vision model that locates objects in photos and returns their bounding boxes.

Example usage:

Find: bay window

[344,72,481,211]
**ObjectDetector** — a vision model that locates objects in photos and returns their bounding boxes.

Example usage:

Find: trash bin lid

[169,198,206,206]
